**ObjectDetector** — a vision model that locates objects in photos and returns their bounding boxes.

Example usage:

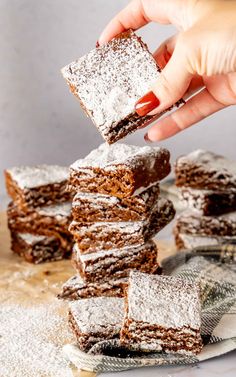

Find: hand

[99,0,236,142]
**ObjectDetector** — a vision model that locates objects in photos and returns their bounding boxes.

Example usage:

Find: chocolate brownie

[69,143,170,199]
[68,297,124,351]
[10,231,71,264]
[175,231,236,250]
[58,275,127,300]
[175,150,236,190]
[72,241,159,283]
[72,184,160,222]
[5,165,71,211]
[180,186,236,216]
[61,30,183,144]
[120,271,203,355]
[175,210,236,237]
[7,201,72,245]
[69,198,175,253]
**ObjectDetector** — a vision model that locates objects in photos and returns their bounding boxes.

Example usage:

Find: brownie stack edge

[174,150,236,249]
[4,165,73,263]
[59,142,175,300]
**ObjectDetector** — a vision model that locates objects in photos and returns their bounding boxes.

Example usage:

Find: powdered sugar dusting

[177,150,236,180]
[69,297,124,334]
[19,233,48,244]
[61,30,160,138]
[37,201,72,217]
[127,271,201,329]
[71,142,165,170]
[0,301,74,377]
[7,165,69,189]
[177,233,235,248]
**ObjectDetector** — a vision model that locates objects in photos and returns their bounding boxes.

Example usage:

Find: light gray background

[0,0,235,195]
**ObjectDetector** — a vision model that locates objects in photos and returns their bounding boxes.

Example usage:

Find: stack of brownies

[5,165,73,263]
[174,150,236,249]
[59,142,175,300]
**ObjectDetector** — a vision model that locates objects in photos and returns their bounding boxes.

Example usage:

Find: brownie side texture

[69,143,170,198]
[72,184,160,222]
[72,241,159,282]
[175,150,236,190]
[175,210,236,236]
[10,232,71,264]
[57,275,127,300]
[180,187,236,216]
[5,165,71,211]
[69,198,175,253]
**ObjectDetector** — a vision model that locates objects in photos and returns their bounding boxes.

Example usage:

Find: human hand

[98,0,236,142]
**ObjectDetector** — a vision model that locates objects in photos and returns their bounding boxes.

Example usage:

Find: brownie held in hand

[69,143,170,198]
[175,150,236,190]
[62,30,161,144]
[121,271,203,355]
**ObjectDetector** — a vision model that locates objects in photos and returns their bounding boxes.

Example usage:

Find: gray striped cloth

[63,244,236,373]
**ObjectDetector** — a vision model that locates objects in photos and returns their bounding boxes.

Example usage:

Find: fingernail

[144,133,153,143]
[135,91,160,116]
[96,40,100,48]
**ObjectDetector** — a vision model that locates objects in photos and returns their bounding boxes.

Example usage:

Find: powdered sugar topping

[71,142,166,170]
[69,297,124,334]
[19,233,48,245]
[37,202,72,217]
[7,165,69,189]
[127,271,201,329]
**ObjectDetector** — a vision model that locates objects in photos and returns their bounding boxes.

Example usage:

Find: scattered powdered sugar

[61,30,160,137]
[7,165,69,189]
[69,297,124,334]
[71,142,165,170]
[127,271,201,330]
[37,201,72,218]
[0,301,74,377]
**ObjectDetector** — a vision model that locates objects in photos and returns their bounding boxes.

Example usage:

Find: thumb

[135,33,194,116]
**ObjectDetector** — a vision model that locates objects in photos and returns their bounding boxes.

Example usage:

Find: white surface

[0,0,236,195]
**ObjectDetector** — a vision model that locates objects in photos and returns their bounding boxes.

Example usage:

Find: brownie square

[62,30,183,144]
[5,165,71,211]
[7,201,72,244]
[69,198,175,253]
[58,275,127,300]
[175,210,236,237]
[72,240,159,283]
[121,271,203,355]
[174,231,235,250]
[68,297,124,351]
[69,143,170,198]
[180,186,236,216]
[72,184,160,222]
[10,231,71,263]
[175,150,236,190]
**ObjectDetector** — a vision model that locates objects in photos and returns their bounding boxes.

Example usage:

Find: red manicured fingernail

[96,40,100,48]
[135,91,160,116]
[144,133,152,143]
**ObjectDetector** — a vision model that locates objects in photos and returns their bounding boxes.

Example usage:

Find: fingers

[99,0,184,45]
[145,87,226,141]
[135,34,193,116]
[153,35,177,69]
